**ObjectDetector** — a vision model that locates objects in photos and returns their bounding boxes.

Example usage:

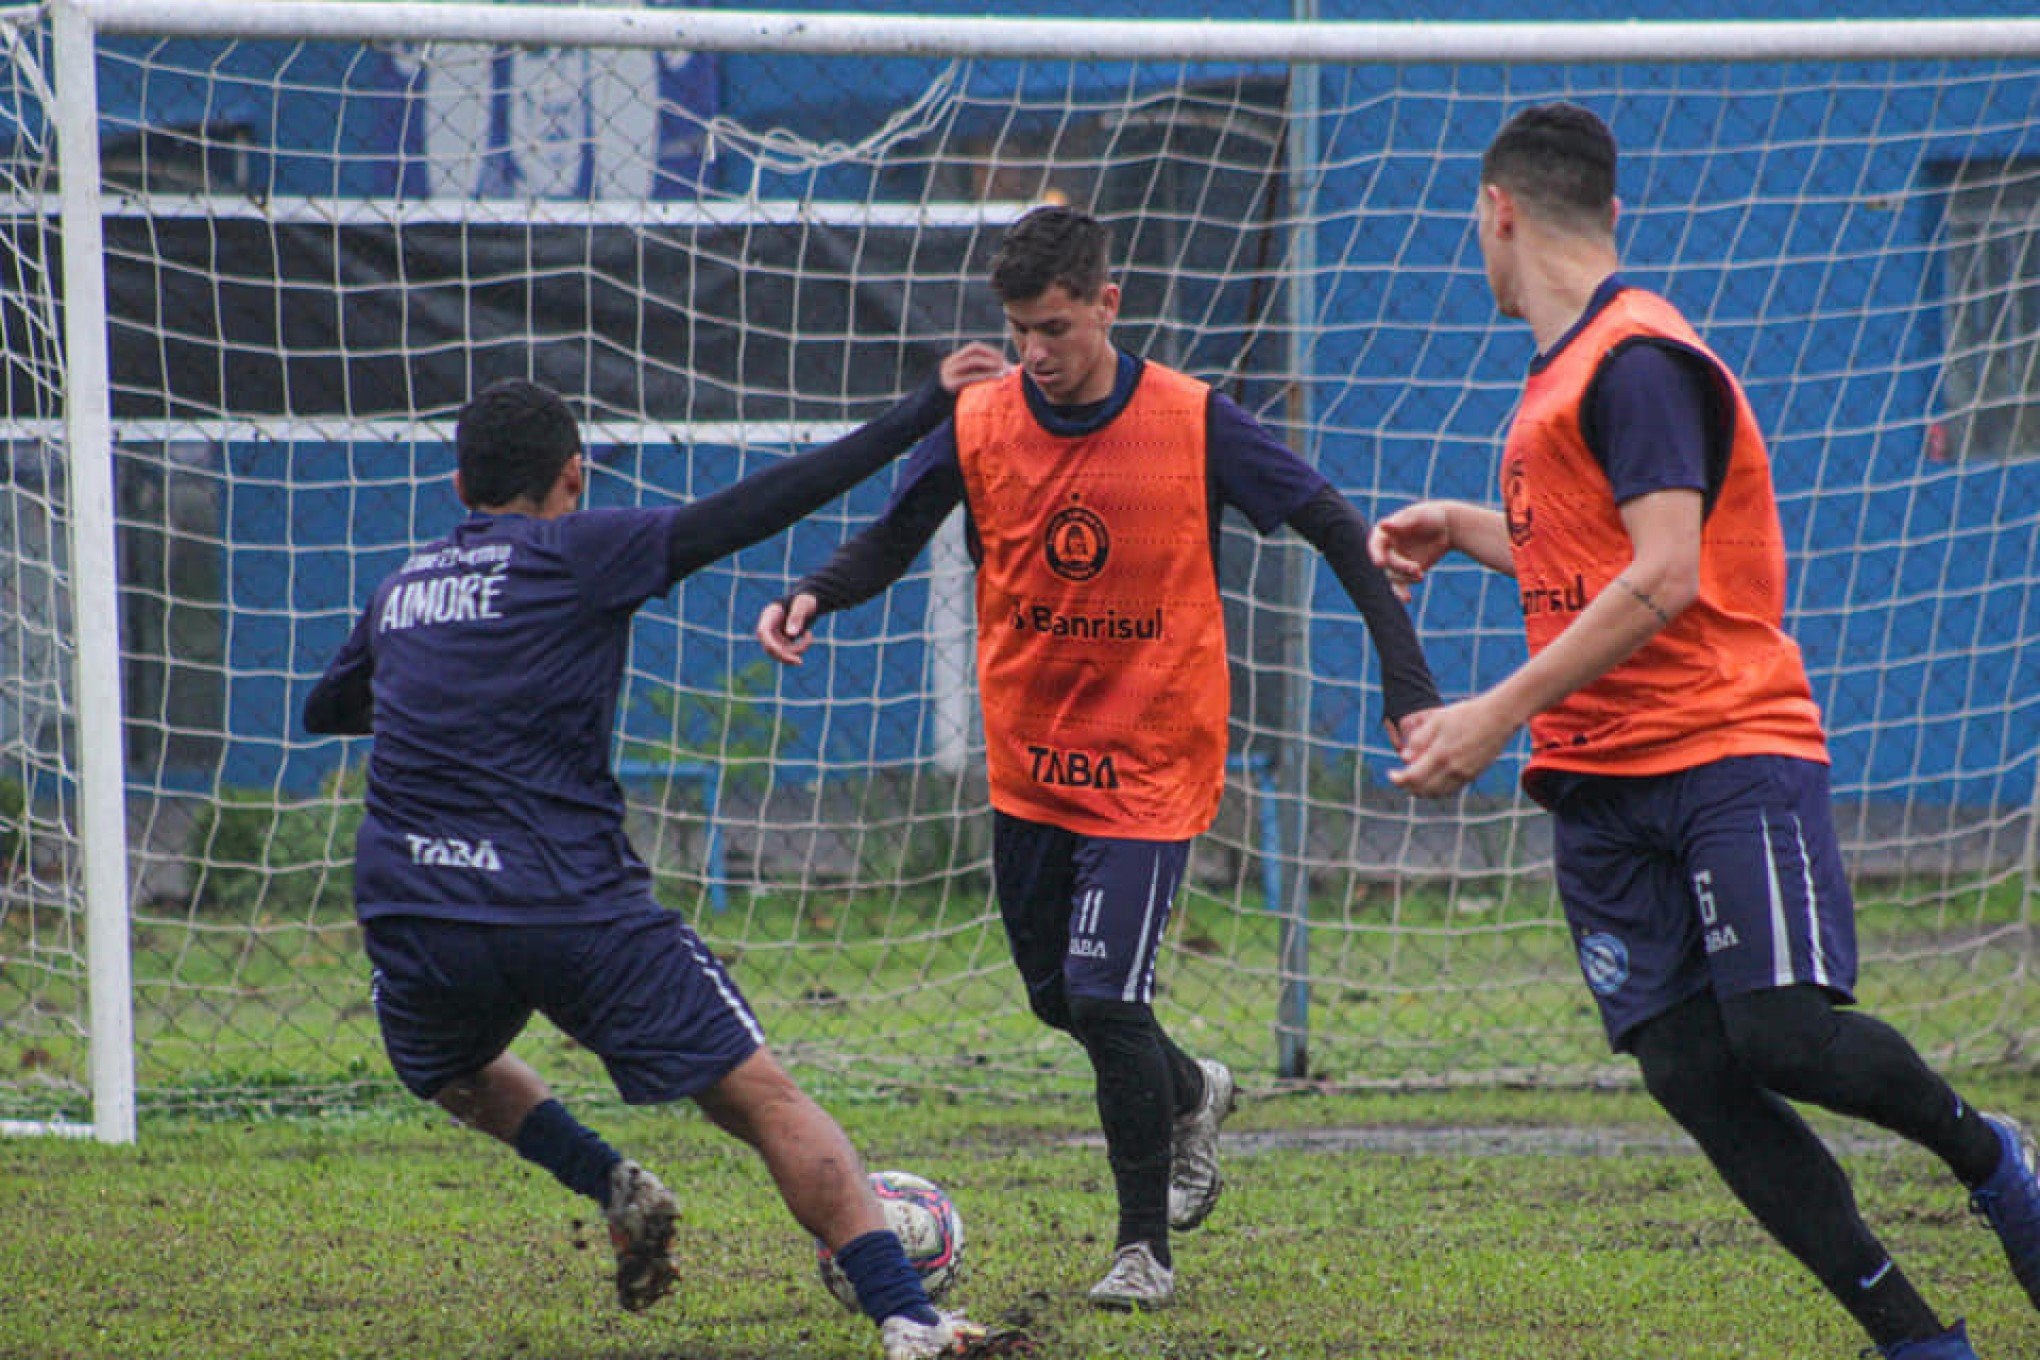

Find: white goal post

[6,2,2040,1141]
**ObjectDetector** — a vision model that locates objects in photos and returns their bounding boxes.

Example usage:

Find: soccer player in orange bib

[1373,102,2040,1360]
[758,205,1438,1310]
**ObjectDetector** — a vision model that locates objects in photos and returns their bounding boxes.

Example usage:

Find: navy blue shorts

[1541,754,1858,1052]
[992,810,1191,1009]
[364,909,764,1104]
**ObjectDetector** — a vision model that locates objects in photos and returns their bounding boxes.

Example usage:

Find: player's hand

[1387,696,1515,798]
[939,342,1010,394]
[1381,705,1436,759]
[1369,502,1455,604]
[756,592,821,665]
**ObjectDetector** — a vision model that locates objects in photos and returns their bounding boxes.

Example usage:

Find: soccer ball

[815,1169,964,1311]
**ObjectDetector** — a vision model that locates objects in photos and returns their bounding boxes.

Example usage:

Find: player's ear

[452,469,472,508]
[560,451,587,506]
[1483,181,1514,236]
[1096,280,1121,324]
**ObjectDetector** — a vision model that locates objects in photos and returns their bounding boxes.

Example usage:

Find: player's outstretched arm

[754,387,979,667]
[1369,500,1514,601]
[1284,487,1441,730]
[665,343,1005,581]
[1389,487,1701,798]
[753,457,963,667]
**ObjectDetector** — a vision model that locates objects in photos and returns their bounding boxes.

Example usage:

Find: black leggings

[1630,986,1995,1347]
[1059,994,1204,1259]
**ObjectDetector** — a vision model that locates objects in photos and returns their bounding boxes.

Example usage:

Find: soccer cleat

[1167,1056,1236,1232]
[1868,1320,1977,1360]
[1086,1241,1176,1311]
[1969,1112,2040,1312]
[604,1159,679,1313]
[879,1310,990,1359]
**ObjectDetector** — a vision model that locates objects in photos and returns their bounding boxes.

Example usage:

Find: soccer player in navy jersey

[755,205,1438,1311]
[1373,102,2040,1359]
[302,346,1011,1360]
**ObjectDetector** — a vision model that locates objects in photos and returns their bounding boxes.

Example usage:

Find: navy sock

[512,1098,622,1206]
[832,1229,938,1327]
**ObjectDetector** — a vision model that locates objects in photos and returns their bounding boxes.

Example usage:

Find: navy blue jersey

[316,508,677,923]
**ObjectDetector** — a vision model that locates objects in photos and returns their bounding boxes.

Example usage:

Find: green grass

[5,868,2037,1355]
[5,1080,2040,1359]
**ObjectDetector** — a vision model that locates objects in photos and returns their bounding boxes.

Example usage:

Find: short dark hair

[988,205,1113,304]
[455,379,582,508]
[1481,102,1617,232]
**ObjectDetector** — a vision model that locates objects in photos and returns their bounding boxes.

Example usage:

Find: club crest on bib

[1504,458,1533,546]
[1044,502,1110,581]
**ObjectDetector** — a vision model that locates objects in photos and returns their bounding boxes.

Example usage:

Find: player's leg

[992,810,1081,1035]
[1730,982,2040,1319]
[996,815,1171,1302]
[1632,994,1959,1355]
[695,1053,988,1357]
[697,1054,1001,1358]
[1060,832,1197,1309]
[364,915,678,1311]
[544,909,982,1351]
[988,814,1209,1114]
[996,815,1170,1304]
[687,1048,881,1245]
[1718,987,2002,1182]
[1097,846,1233,1235]
[1681,755,2040,1313]
[992,817,1220,1303]
[1550,773,1956,1355]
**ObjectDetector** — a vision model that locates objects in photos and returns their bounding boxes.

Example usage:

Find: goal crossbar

[65,2,2040,65]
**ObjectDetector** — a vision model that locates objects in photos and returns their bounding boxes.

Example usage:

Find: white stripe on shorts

[1761,810,1794,989]
[1793,812,1834,988]
[1123,854,1165,1003]
[687,932,764,1045]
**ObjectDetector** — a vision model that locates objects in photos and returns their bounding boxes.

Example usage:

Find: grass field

[6,862,2035,1356]
[6,1076,2040,1359]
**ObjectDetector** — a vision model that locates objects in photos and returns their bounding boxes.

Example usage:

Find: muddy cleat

[880,1310,990,1359]
[1086,1241,1176,1311]
[1869,1320,1978,1360]
[604,1159,679,1312]
[1168,1056,1236,1232]
[1970,1113,2040,1312]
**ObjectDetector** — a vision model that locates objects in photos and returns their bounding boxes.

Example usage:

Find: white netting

[3,4,2037,1126]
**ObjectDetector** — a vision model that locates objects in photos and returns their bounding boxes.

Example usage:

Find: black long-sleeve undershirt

[663,376,953,581]
[1286,485,1440,723]
[796,455,963,617]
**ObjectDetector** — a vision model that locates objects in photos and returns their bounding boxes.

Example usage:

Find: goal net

[5,2,2039,1135]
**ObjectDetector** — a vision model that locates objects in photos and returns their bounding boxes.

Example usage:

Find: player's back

[353,506,676,924]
